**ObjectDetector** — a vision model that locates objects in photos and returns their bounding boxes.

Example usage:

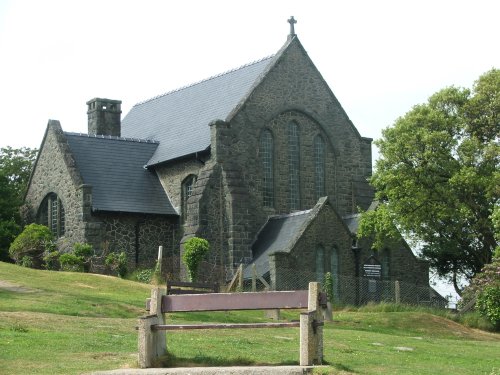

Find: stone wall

[23,121,88,247]
[191,37,375,278]
[24,121,180,274]
[98,213,179,271]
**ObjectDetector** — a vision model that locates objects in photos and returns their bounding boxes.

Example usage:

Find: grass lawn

[1,261,499,374]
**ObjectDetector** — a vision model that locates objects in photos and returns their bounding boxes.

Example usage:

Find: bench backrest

[159,290,326,313]
[166,280,219,295]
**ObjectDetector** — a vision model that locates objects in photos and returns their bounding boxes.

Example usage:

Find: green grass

[1,261,499,374]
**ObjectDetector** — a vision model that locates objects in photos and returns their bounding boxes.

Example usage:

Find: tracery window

[288,121,300,210]
[314,135,325,199]
[259,129,274,208]
[315,245,325,283]
[381,249,390,279]
[181,175,197,220]
[38,193,65,237]
[330,246,340,299]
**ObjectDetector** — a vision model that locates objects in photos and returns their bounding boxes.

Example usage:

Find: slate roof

[244,210,313,278]
[65,133,177,215]
[121,56,274,166]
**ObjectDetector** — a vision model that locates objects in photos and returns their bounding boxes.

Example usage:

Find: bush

[477,286,500,329]
[59,253,84,272]
[323,272,334,303]
[58,243,95,273]
[43,250,60,270]
[129,268,154,284]
[182,237,210,281]
[105,251,128,278]
[8,223,54,268]
[73,243,93,272]
[461,251,500,330]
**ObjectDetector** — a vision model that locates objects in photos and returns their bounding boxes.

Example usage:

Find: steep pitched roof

[245,209,313,278]
[121,56,274,166]
[65,133,176,215]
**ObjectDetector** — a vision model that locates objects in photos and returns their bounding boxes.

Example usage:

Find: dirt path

[0,280,36,293]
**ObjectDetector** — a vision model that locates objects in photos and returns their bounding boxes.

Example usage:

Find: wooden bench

[166,280,219,295]
[138,282,326,368]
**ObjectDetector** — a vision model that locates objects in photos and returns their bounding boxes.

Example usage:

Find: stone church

[24,20,436,304]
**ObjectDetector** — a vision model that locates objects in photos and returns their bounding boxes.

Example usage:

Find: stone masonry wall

[198,37,374,277]
[98,213,179,272]
[23,121,88,248]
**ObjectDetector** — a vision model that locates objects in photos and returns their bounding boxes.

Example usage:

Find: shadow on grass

[156,352,300,368]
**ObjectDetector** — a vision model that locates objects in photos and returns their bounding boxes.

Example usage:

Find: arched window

[314,135,325,199]
[181,175,197,220]
[288,121,300,210]
[381,249,390,279]
[330,247,340,300]
[259,129,274,208]
[38,193,65,237]
[315,245,325,283]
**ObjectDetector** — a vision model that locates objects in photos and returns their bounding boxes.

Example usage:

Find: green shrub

[182,237,210,281]
[477,286,500,329]
[8,223,54,268]
[73,243,93,272]
[323,272,334,303]
[105,251,128,278]
[43,250,60,270]
[461,252,500,330]
[19,255,33,268]
[129,268,154,284]
[59,253,84,272]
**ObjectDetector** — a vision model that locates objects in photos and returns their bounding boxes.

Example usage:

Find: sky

[0,0,498,300]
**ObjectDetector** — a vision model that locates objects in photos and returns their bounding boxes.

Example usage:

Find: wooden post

[251,263,257,292]
[395,280,401,304]
[238,264,243,291]
[300,282,323,365]
[149,287,167,361]
[137,314,158,368]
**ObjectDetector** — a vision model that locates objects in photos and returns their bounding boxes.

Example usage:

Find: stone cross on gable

[288,16,297,36]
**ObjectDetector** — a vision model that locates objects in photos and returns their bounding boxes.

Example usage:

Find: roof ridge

[64,132,159,144]
[134,55,275,107]
[270,209,313,220]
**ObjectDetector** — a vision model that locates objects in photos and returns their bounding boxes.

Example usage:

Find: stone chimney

[87,98,122,137]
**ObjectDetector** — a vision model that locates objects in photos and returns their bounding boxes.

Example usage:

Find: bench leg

[138,314,159,368]
[150,287,167,357]
[300,282,323,366]
[138,287,167,368]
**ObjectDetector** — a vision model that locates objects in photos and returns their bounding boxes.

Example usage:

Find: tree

[359,69,499,295]
[0,147,38,260]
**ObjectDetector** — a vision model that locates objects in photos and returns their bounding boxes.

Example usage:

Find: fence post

[395,280,401,304]
[300,282,323,366]
[238,264,243,290]
[252,263,257,292]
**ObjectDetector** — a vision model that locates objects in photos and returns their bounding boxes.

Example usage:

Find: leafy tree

[182,237,210,281]
[359,69,499,295]
[0,147,38,260]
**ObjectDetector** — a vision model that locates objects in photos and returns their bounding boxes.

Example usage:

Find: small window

[38,193,65,237]
[181,175,197,220]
